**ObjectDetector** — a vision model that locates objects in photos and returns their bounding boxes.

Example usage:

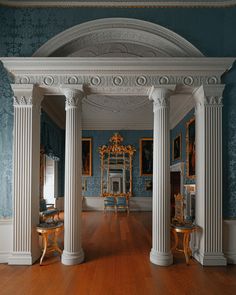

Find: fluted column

[61,87,84,265]
[149,86,173,266]
[193,85,226,266]
[8,85,43,265]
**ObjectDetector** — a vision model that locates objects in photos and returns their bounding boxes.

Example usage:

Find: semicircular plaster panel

[34,18,203,57]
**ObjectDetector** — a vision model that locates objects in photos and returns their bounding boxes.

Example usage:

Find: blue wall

[1,7,236,57]
[170,109,195,185]
[82,130,153,198]
[1,7,236,218]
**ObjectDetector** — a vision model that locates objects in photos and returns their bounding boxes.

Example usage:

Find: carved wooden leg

[183,233,190,265]
[40,233,48,265]
[171,230,178,252]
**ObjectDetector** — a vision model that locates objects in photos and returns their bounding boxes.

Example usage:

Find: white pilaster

[8,85,43,265]
[193,85,227,266]
[61,87,84,265]
[149,86,173,266]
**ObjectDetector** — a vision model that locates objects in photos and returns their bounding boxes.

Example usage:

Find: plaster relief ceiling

[42,93,194,130]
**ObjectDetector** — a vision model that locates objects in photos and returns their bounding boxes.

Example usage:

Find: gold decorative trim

[1,1,236,8]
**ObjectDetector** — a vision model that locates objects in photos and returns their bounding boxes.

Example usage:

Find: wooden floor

[0,212,236,295]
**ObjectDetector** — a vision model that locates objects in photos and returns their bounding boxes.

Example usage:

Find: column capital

[61,86,85,111]
[148,86,174,110]
[12,84,44,108]
[193,85,224,110]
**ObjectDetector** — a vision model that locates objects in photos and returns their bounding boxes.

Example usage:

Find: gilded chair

[39,199,60,222]
[104,196,116,213]
[116,196,129,214]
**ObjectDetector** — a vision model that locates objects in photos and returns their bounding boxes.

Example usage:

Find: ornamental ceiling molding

[1,0,236,8]
[33,18,203,58]
[1,57,234,96]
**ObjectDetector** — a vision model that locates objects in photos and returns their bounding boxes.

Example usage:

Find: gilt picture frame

[140,138,153,176]
[173,133,182,161]
[186,118,195,178]
[82,138,92,176]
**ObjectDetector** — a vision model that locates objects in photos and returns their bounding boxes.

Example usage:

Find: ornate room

[0,1,236,294]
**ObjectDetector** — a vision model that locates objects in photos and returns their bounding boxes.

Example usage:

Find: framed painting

[186,118,195,178]
[172,133,182,161]
[140,138,153,176]
[82,138,92,176]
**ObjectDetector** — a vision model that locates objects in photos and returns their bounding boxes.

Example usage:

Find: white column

[193,85,226,266]
[61,87,84,265]
[149,87,173,266]
[8,85,43,265]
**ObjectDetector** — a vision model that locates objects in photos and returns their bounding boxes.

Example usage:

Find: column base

[61,249,84,265]
[150,248,173,266]
[194,252,227,266]
[8,252,34,265]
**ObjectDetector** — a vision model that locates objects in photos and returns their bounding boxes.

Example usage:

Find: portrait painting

[140,138,153,176]
[186,118,195,178]
[173,134,181,161]
[82,138,92,176]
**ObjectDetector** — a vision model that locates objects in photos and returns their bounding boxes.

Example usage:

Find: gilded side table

[36,222,64,265]
[171,224,200,265]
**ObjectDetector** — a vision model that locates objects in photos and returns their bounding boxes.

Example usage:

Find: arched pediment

[33,18,203,57]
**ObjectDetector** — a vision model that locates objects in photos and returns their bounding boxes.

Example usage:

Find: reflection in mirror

[99,133,136,197]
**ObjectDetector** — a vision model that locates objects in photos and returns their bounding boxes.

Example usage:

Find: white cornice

[0,1,236,8]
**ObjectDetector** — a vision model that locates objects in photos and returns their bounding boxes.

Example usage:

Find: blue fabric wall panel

[1,8,236,57]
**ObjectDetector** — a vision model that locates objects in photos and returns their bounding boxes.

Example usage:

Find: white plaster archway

[1,17,234,267]
[33,18,203,58]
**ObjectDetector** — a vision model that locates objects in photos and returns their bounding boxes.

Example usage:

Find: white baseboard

[223,219,236,264]
[82,196,152,211]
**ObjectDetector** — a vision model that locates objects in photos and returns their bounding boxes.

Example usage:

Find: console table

[36,222,64,265]
[171,224,200,265]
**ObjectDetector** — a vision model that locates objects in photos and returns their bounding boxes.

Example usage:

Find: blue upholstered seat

[104,196,116,212]
[116,196,129,214]
[40,199,60,222]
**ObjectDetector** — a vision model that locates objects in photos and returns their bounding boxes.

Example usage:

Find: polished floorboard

[0,211,236,295]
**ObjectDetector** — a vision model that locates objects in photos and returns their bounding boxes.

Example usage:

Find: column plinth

[61,88,84,265]
[149,87,173,266]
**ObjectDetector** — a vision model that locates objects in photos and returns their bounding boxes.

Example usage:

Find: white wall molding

[1,1,236,9]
